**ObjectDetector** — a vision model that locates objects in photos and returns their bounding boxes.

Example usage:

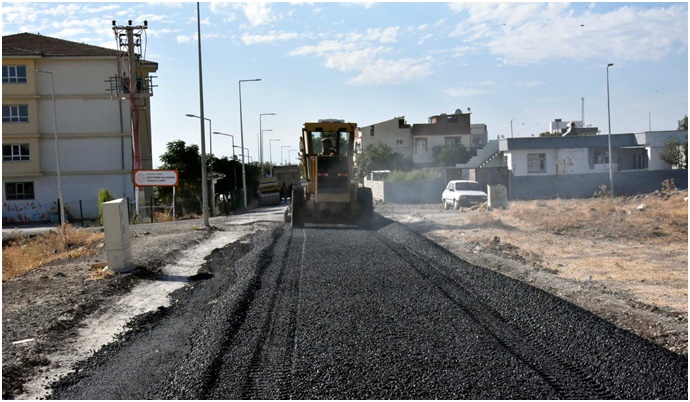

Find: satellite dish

[455,109,462,115]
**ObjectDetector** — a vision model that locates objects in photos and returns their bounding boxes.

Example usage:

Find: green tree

[356,143,413,179]
[156,140,205,217]
[678,115,688,131]
[213,156,243,214]
[432,144,472,167]
[659,134,688,169]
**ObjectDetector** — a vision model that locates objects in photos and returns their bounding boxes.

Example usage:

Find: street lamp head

[185,113,196,117]
[607,63,614,67]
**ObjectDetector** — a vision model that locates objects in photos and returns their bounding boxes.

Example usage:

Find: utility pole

[111,19,150,219]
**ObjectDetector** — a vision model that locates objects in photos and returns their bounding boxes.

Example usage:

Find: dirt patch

[376,191,688,356]
[1,220,216,399]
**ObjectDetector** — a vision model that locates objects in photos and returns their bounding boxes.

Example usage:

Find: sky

[2,1,688,168]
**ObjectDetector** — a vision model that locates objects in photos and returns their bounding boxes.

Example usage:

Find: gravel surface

[45,218,687,399]
[3,204,687,399]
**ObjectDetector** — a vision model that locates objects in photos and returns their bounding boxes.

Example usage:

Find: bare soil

[2,194,687,399]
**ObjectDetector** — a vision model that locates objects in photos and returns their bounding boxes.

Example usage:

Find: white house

[498,130,687,199]
[2,33,157,223]
[357,116,412,160]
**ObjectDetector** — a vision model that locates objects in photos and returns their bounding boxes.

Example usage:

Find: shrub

[662,178,676,193]
[387,169,438,182]
[97,188,114,225]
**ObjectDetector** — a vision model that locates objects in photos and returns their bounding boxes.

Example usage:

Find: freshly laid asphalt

[48,217,687,399]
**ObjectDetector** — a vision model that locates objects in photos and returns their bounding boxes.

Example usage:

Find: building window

[5,182,34,200]
[445,137,461,148]
[2,65,27,83]
[3,144,30,161]
[2,105,29,123]
[527,153,546,173]
[396,139,403,146]
[593,149,609,164]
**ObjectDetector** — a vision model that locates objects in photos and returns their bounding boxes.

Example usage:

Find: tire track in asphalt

[376,232,615,399]
[237,227,302,399]
[376,221,686,400]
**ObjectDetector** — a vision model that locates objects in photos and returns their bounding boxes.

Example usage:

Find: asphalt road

[49,217,687,399]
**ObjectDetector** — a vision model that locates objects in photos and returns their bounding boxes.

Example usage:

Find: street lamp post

[269,139,280,164]
[214,131,237,190]
[606,63,614,197]
[186,114,215,215]
[281,145,290,165]
[261,129,273,161]
[288,149,297,164]
[213,131,234,155]
[259,113,276,166]
[193,3,210,228]
[239,79,261,209]
[233,145,251,162]
[36,70,65,230]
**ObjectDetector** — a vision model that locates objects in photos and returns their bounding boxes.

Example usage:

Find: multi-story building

[357,116,412,160]
[357,110,488,166]
[2,33,157,223]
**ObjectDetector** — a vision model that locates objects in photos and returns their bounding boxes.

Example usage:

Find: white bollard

[488,185,508,209]
[102,198,134,272]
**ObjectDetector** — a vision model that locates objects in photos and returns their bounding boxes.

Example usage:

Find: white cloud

[449,3,688,65]
[53,27,87,38]
[517,80,545,88]
[289,24,431,85]
[350,58,432,86]
[177,35,193,44]
[443,87,489,98]
[443,81,496,98]
[240,2,277,27]
[242,31,299,45]
[364,27,400,43]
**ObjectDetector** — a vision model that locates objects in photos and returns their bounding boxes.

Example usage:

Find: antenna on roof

[581,97,585,127]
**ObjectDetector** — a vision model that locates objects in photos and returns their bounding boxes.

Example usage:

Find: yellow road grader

[285,119,373,229]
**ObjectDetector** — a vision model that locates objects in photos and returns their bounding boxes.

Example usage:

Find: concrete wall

[365,177,445,204]
[509,169,688,200]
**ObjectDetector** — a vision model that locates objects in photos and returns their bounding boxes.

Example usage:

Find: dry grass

[2,225,104,281]
[490,191,688,242]
[154,211,174,223]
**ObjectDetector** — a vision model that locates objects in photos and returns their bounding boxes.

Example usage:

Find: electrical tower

[108,20,157,219]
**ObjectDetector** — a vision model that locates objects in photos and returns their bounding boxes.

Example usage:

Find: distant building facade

[357,116,412,160]
[2,33,157,223]
[462,130,687,199]
[357,109,488,166]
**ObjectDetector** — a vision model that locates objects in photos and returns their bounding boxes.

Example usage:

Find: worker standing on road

[280,183,288,204]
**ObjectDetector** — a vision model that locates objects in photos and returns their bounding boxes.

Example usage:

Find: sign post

[133,170,179,220]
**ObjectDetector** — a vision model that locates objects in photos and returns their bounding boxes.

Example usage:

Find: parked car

[441,180,487,210]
